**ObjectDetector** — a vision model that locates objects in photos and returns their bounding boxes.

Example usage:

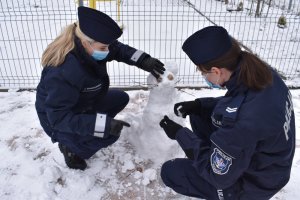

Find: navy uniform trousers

[38,89,129,159]
[161,114,240,200]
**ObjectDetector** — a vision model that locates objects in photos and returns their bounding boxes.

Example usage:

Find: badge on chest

[211,148,232,175]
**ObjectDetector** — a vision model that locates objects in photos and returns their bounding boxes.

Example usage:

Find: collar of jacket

[72,36,109,79]
[72,35,110,97]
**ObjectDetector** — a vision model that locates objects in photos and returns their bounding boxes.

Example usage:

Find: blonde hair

[41,22,94,67]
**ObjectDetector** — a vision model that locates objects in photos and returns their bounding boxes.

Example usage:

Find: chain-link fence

[0,0,299,89]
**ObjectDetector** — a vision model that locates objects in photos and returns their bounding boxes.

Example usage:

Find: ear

[211,67,222,75]
[81,40,89,48]
[81,40,93,55]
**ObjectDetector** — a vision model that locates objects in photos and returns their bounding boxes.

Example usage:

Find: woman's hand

[174,100,201,118]
[159,115,183,140]
[140,56,165,79]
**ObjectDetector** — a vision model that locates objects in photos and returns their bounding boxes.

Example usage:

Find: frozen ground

[0,88,299,200]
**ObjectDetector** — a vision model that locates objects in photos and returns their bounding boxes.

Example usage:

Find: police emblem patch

[211,148,232,175]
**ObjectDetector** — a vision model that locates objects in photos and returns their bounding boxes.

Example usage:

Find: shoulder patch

[211,148,232,175]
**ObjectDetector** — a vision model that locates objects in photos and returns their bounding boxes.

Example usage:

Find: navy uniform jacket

[176,68,295,200]
[35,36,147,139]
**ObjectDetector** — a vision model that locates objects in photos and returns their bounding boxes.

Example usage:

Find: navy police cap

[78,6,122,44]
[182,26,232,65]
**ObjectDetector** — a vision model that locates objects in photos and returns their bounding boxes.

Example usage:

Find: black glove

[110,119,130,137]
[174,100,201,118]
[159,115,183,140]
[139,56,165,79]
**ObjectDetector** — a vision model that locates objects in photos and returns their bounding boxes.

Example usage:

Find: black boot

[58,143,87,170]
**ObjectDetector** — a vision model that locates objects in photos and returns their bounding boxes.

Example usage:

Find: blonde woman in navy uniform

[35,7,165,170]
[159,26,295,200]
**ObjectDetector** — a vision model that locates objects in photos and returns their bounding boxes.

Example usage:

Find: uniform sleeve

[176,122,256,189]
[107,40,148,66]
[196,97,222,117]
[175,128,211,160]
[43,69,105,136]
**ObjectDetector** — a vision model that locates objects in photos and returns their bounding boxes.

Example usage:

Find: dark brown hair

[198,37,273,91]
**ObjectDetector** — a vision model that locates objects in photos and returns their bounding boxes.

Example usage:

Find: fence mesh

[0,0,299,89]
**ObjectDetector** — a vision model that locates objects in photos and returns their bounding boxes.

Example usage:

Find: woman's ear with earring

[210,67,220,76]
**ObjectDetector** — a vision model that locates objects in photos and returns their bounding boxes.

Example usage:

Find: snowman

[127,61,185,166]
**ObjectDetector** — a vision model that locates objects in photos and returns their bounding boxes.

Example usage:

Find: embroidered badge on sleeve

[211,148,232,175]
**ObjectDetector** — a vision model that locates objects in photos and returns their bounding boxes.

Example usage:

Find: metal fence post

[288,0,293,11]
[117,0,120,21]
[89,0,96,8]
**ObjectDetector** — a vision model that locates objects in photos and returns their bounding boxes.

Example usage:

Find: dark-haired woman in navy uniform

[35,7,165,170]
[159,26,295,200]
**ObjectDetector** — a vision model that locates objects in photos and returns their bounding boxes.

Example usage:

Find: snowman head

[146,61,178,88]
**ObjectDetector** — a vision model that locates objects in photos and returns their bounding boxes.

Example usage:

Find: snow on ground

[0,88,299,200]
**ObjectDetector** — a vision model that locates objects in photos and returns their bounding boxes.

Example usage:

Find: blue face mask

[91,50,109,61]
[204,76,223,89]
[89,42,109,61]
